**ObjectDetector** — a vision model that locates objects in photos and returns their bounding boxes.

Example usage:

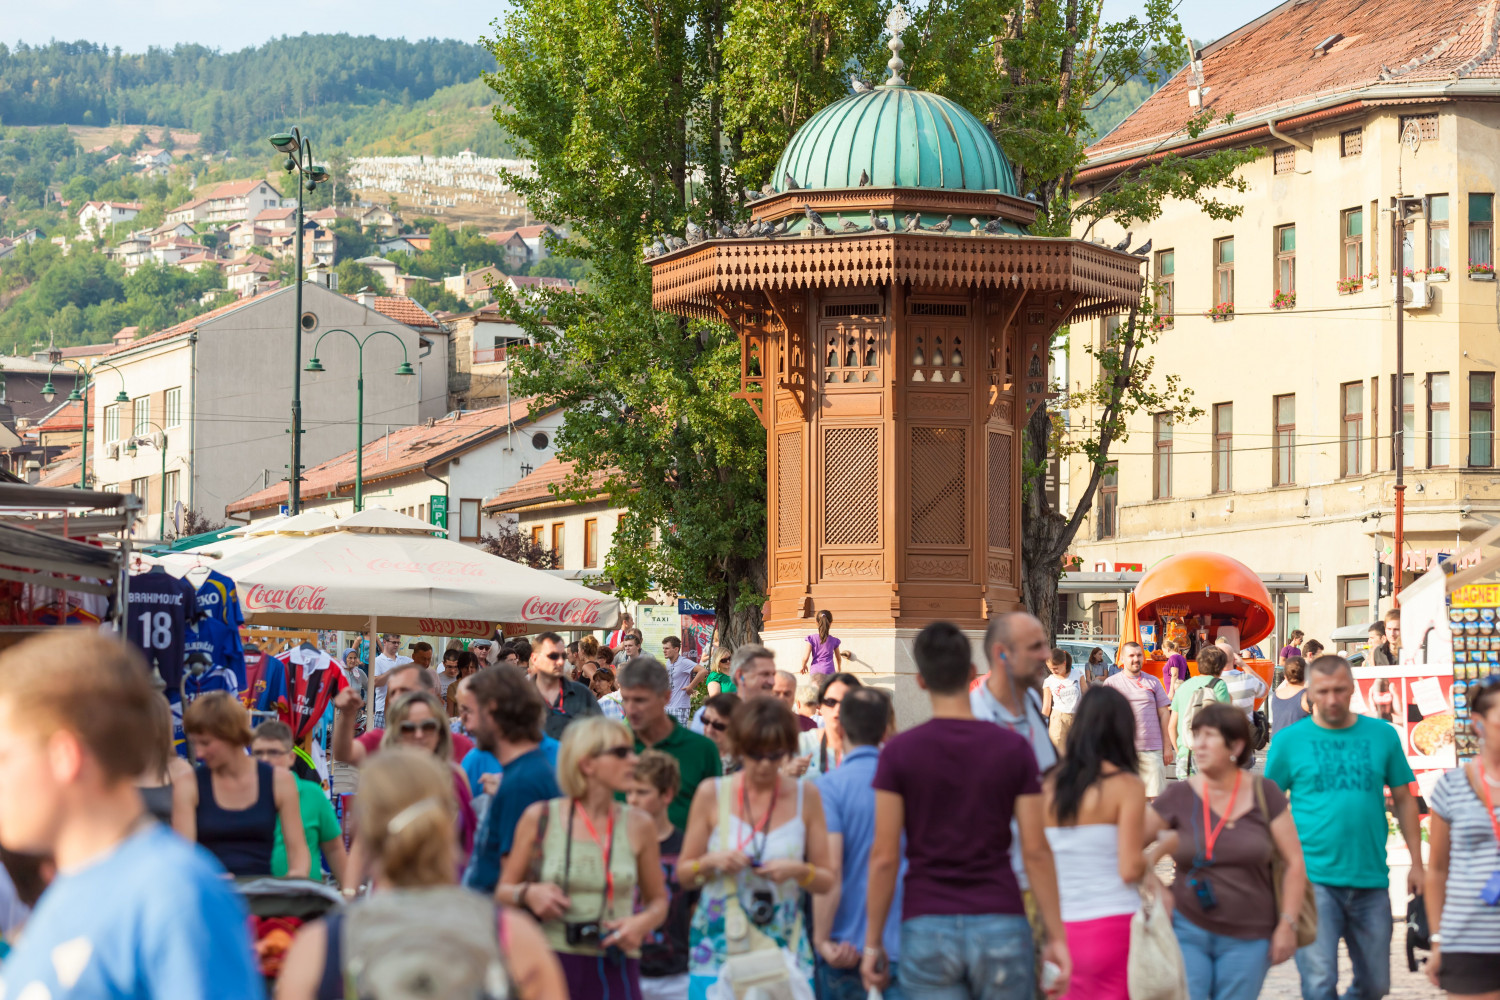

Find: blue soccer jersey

[183,615,246,690]
[195,569,245,628]
[126,570,198,690]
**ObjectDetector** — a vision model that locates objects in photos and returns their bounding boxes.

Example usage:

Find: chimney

[357,290,378,308]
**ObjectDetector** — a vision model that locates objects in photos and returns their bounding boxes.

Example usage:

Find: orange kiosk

[1118,552,1277,707]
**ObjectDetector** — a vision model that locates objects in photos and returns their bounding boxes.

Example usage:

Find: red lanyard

[1200,770,1243,863]
[1480,763,1500,848]
[735,776,778,858]
[573,800,615,906]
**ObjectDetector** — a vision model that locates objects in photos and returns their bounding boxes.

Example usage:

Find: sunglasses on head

[399,719,441,735]
[595,746,633,760]
[704,718,729,732]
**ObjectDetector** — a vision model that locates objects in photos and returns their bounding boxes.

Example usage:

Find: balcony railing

[473,346,508,365]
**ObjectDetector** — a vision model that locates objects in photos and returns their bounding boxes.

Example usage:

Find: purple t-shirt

[1104,671,1170,751]
[806,634,841,675]
[872,718,1040,920]
[1279,645,1301,661]
[1163,654,1190,689]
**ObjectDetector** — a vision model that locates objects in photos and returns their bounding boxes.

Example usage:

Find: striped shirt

[1429,766,1500,953]
[1220,668,1267,721]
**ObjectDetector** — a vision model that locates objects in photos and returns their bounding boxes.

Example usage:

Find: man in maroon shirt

[331,661,473,765]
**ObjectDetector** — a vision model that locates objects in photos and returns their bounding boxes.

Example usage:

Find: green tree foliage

[395,224,511,280]
[334,259,387,295]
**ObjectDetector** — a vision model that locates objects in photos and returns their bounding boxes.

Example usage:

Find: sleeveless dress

[1045,824,1138,1000]
[537,798,641,1000]
[195,760,278,877]
[688,778,814,1000]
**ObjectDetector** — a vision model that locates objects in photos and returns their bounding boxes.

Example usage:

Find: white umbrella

[208,525,619,636]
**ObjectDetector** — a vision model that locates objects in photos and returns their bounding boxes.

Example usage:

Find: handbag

[1127,877,1188,1000]
[1254,777,1318,949]
[707,779,811,1000]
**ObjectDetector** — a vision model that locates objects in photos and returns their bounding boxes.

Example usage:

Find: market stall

[1117,551,1277,703]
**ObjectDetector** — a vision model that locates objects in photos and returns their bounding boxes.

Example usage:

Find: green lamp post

[304,328,415,511]
[42,359,129,490]
[268,127,330,516]
[125,420,170,539]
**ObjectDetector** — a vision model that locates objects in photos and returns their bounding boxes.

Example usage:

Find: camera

[745,889,777,927]
[1187,871,1218,911]
[1482,871,1500,906]
[565,922,604,948]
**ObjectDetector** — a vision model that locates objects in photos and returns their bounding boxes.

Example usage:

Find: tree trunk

[716,552,767,649]
[1020,402,1069,640]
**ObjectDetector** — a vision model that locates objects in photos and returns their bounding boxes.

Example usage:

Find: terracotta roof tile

[34,399,92,433]
[484,456,615,511]
[36,446,84,488]
[1085,0,1495,164]
[369,296,443,330]
[226,402,545,513]
[110,292,278,355]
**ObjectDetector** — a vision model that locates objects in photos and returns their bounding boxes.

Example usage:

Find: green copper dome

[775,86,1016,195]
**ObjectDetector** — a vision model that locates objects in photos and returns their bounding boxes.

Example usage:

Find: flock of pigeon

[642,172,1154,260]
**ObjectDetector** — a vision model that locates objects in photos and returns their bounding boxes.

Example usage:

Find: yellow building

[1065,0,1500,646]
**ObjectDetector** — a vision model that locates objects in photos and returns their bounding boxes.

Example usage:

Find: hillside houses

[166,178,283,226]
[76,201,143,240]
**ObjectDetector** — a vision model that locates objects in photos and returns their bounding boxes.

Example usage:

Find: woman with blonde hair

[380,690,477,863]
[275,749,568,1000]
[177,691,309,878]
[499,716,669,1000]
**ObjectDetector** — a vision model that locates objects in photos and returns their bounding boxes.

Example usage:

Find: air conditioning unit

[106,443,119,460]
[1400,280,1435,310]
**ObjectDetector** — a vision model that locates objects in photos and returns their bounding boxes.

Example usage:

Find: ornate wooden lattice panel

[823,427,880,546]
[910,427,966,545]
[908,319,969,383]
[821,319,883,385]
[776,431,802,550]
[987,430,1013,549]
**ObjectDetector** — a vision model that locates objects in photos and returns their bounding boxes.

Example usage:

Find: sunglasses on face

[545,652,566,662]
[821,697,841,708]
[704,718,729,732]
[595,746,634,760]
[399,719,441,736]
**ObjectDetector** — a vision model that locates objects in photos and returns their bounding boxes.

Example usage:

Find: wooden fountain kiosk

[649,57,1143,715]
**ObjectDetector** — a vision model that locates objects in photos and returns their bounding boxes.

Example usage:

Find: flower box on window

[1203,302,1234,321]
[1424,266,1449,282]
[1337,276,1364,295]
[1270,290,1295,310]
[1470,260,1495,280]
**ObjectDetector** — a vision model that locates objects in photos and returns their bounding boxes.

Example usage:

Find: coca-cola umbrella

[206,524,619,636]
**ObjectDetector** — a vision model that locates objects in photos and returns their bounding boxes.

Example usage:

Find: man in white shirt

[1217,637,1269,724]
[370,633,413,729]
[660,635,696,724]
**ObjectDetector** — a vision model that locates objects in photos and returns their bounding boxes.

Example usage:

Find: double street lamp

[41,359,129,490]
[267,127,330,516]
[304,328,414,512]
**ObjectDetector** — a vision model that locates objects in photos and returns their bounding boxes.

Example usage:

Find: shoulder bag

[1126,876,1188,1000]
[1254,777,1317,949]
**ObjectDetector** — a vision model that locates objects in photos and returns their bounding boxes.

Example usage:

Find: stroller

[238,877,344,982]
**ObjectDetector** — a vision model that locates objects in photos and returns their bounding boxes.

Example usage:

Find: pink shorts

[1059,912,1132,1000]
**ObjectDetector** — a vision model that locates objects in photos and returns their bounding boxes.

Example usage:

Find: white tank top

[1044,824,1140,923]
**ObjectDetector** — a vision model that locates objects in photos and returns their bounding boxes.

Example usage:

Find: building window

[1471,372,1494,467]
[459,499,481,541]
[1273,147,1295,174]
[1428,373,1451,468]
[130,476,149,503]
[1283,599,1301,638]
[1212,402,1232,493]
[1429,195,1450,272]
[1339,574,1371,628]
[1274,225,1295,297]
[1399,113,1438,143]
[164,387,182,428]
[1341,208,1363,281]
[164,470,179,512]
[1156,250,1174,329]
[1393,374,1415,469]
[1097,469,1117,540]
[1340,128,1363,157]
[132,395,150,437]
[584,518,599,568]
[1213,237,1234,309]
[530,525,544,546]
[1274,394,1295,486]
[1153,413,1172,500]
[551,522,565,563]
[104,404,120,443]
[1470,194,1494,269]
[1341,381,1364,477]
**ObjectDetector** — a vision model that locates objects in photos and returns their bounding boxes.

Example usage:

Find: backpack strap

[1253,775,1270,823]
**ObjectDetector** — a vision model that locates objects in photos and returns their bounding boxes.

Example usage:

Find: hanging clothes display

[125,567,198,691]
[280,644,348,743]
[182,614,247,701]
[241,647,291,722]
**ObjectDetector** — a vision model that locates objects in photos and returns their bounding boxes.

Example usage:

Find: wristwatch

[1430,932,1443,945]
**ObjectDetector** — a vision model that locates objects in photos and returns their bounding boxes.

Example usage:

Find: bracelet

[1279,912,1298,927]
[515,882,530,907]
[1430,932,1443,944]
[863,946,884,959]
[684,859,704,884]
[797,863,816,888]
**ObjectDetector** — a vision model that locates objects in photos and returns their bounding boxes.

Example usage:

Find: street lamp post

[42,359,130,490]
[304,328,415,511]
[125,421,169,539]
[1391,194,1425,599]
[268,127,330,516]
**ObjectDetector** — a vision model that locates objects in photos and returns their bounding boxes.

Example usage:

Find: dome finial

[884,3,911,86]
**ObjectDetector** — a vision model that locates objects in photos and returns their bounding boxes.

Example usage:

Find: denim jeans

[817,957,902,1000]
[898,914,1035,1000]
[1293,884,1393,1000]
[1171,911,1271,1000]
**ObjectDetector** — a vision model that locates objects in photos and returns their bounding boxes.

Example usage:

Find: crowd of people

[0,605,1495,1000]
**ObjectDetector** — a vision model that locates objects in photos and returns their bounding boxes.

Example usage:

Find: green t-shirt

[271,777,342,878]
[634,719,723,829]
[1263,715,1415,889]
[1168,675,1230,753]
